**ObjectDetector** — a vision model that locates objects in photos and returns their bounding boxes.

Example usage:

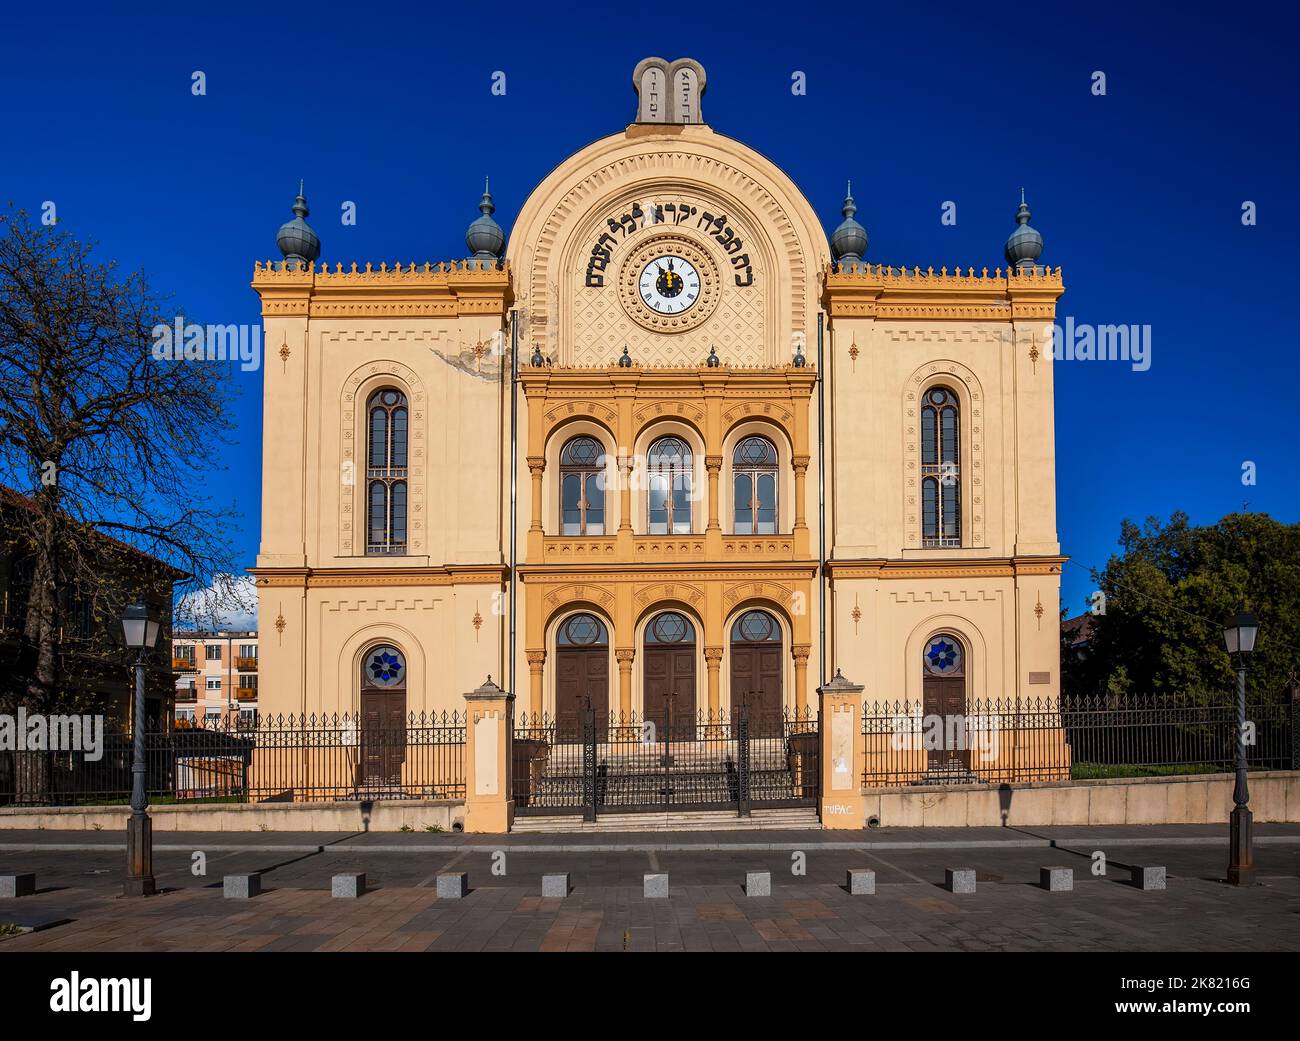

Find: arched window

[366,389,408,554]
[557,613,609,646]
[559,437,605,535]
[920,387,960,548]
[645,611,695,643]
[732,436,778,534]
[648,437,693,534]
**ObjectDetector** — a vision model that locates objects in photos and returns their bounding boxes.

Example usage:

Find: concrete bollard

[1039,867,1073,892]
[744,871,771,897]
[331,872,366,898]
[643,873,669,898]
[223,873,261,899]
[541,873,570,898]
[846,868,876,895]
[0,873,36,898]
[1130,865,1166,891]
[436,872,469,899]
[945,869,976,894]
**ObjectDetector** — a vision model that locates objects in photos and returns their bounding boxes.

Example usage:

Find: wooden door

[923,676,968,769]
[361,690,406,783]
[730,644,783,725]
[555,646,609,730]
[643,645,696,737]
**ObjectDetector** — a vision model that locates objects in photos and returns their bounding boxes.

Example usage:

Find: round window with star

[364,645,407,688]
[923,635,963,676]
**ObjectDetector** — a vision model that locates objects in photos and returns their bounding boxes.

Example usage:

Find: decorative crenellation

[888,589,1000,604]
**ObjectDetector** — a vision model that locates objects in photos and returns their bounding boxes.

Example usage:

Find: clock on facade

[639,255,701,314]
[619,236,719,332]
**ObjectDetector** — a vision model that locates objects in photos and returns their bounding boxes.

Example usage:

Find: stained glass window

[923,634,963,676]
[920,387,960,547]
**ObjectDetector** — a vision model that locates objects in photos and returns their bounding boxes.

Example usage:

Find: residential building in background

[171,630,258,727]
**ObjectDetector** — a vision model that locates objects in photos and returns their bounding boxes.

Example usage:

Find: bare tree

[0,205,251,714]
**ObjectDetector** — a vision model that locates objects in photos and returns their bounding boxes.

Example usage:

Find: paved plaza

[2,825,1299,952]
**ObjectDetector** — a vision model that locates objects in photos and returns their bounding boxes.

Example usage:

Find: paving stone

[0,873,36,898]
[1039,867,1073,892]
[643,873,669,898]
[1130,865,1166,891]
[223,873,261,899]
[945,868,976,894]
[744,870,771,896]
[541,873,570,898]
[331,872,366,898]
[436,872,468,899]
[847,868,876,895]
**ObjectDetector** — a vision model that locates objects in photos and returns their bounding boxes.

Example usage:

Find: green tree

[1064,511,1300,706]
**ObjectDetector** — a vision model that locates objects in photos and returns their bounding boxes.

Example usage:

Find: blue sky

[3,2,1297,616]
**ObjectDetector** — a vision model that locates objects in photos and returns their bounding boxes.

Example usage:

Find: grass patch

[0,923,22,939]
[1072,762,1223,779]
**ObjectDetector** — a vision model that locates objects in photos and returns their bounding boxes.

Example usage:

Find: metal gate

[513,707,818,818]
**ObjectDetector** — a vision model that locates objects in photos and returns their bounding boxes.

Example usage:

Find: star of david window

[557,614,608,646]
[733,436,778,535]
[645,611,695,643]
[363,645,407,688]
[648,437,693,535]
[923,635,964,677]
[731,609,780,643]
[560,436,606,535]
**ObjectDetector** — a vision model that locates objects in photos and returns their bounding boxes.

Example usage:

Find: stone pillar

[792,454,810,557]
[525,649,545,718]
[464,676,515,834]
[818,669,866,830]
[704,646,724,714]
[526,456,545,561]
[616,453,634,555]
[791,643,811,714]
[615,648,635,716]
[705,454,723,557]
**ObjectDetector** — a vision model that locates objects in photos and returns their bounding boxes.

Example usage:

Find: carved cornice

[251,565,508,588]
[825,556,1067,581]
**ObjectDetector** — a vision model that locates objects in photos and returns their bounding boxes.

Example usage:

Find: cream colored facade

[250,58,1064,725]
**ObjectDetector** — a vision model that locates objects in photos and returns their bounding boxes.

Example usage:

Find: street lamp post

[1222,608,1259,887]
[121,601,162,897]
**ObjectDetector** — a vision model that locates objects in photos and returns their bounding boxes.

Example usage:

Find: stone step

[510,807,822,833]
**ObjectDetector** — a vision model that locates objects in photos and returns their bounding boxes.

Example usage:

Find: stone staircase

[510,805,822,833]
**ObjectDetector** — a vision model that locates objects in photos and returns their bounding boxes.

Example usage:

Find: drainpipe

[509,309,519,701]
[817,311,827,685]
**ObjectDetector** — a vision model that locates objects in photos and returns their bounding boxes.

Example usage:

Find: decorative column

[615,648,635,716]
[705,454,723,557]
[791,643,811,715]
[525,649,545,718]
[463,676,515,834]
[617,452,634,534]
[526,455,545,561]
[818,669,866,830]
[704,646,724,714]
[792,454,810,557]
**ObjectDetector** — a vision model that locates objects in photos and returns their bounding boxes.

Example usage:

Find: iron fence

[513,707,818,816]
[861,692,1295,788]
[0,712,466,807]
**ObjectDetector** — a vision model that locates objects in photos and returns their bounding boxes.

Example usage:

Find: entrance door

[729,610,783,725]
[360,644,408,784]
[642,612,696,736]
[921,634,968,770]
[554,614,609,729]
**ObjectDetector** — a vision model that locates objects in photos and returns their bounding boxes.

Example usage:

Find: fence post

[818,669,866,830]
[736,713,751,818]
[1291,686,1299,772]
[582,706,596,823]
[463,676,515,833]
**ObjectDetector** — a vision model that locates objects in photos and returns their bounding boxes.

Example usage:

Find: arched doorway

[729,609,783,720]
[922,633,968,771]
[555,613,609,726]
[642,611,697,733]
[360,644,407,784]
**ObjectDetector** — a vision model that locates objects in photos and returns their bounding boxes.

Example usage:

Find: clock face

[638,256,701,315]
